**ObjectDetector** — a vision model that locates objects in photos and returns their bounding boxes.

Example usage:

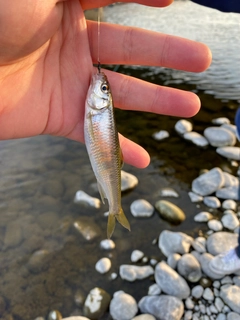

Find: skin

[0,0,212,168]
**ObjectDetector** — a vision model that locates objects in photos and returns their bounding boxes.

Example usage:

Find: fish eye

[101,83,109,93]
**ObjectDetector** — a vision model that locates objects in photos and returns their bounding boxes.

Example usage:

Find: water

[0,2,239,319]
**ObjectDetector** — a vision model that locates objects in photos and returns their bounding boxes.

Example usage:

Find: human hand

[0,0,211,168]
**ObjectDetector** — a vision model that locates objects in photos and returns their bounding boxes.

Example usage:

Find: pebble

[132,315,156,320]
[109,291,138,320]
[221,123,237,135]
[74,190,101,208]
[177,253,202,282]
[203,196,221,208]
[131,250,144,262]
[199,253,224,280]
[221,276,233,285]
[63,318,90,320]
[155,261,190,299]
[192,237,206,253]
[192,285,204,299]
[188,191,203,203]
[175,119,193,135]
[233,276,240,286]
[148,283,161,296]
[155,200,186,224]
[158,230,193,256]
[119,265,154,282]
[27,249,50,274]
[216,147,240,161]
[83,287,111,319]
[194,211,213,222]
[185,297,194,309]
[100,239,115,250]
[167,253,181,270]
[121,170,138,191]
[208,219,223,232]
[158,188,179,198]
[212,117,230,125]
[227,312,240,320]
[73,219,101,241]
[184,310,193,320]
[222,200,237,211]
[204,127,236,147]
[152,130,169,141]
[192,167,224,196]
[216,314,226,320]
[220,285,240,313]
[183,131,209,147]
[130,199,154,218]
[139,295,184,320]
[207,232,239,256]
[110,273,118,280]
[95,258,111,274]
[222,172,239,188]
[216,185,240,201]
[221,213,239,231]
[203,288,214,301]
[48,310,62,320]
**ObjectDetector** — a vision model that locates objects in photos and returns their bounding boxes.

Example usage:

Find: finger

[119,134,150,168]
[103,69,201,118]
[82,0,173,10]
[87,21,212,73]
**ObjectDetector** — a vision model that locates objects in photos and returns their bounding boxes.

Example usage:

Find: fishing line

[97,7,102,73]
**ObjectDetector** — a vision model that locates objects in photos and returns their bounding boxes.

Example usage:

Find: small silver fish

[84,71,130,238]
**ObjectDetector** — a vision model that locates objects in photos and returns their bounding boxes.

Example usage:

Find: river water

[0,1,239,319]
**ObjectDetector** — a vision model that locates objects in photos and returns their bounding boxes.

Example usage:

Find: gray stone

[204,127,236,147]
[158,188,179,198]
[184,310,193,320]
[221,276,232,285]
[188,191,203,203]
[212,117,230,125]
[233,276,240,286]
[206,232,238,256]
[217,186,240,201]
[216,314,226,320]
[222,172,239,188]
[148,284,161,296]
[208,219,223,232]
[155,200,185,224]
[192,167,224,196]
[155,261,190,299]
[199,253,224,279]
[221,123,237,135]
[221,213,239,230]
[119,265,154,282]
[222,200,237,211]
[203,196,221,208]
[27,249,50,274]
[203,288,214,301]
[132,315,156,320]
[158,230,193,256]
[175,119,193,135]
[121,171,138,191]
[214,288,220,297]
[213,281,221,288]
[63,318,90,320]
[216,147,240,161]
[74,190,101,208]
[110,291,138,320]
[183,131,209,147]
[192,285,204,299]
[152,130,169,141]
[194,211,213,222]
[130,199,154,218]
[177,253,202,282]
[95,258,111,274]
[139,295,184,320]
[131,250,144,262]
[185,297,194,309]
[220,285,240,313]
[167,253,181,270]
[83,287,111,319]
[227,312,240,320]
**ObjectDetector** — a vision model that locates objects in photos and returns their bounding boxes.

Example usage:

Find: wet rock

[183,131,209,147]
[74,190,101,208]
[158,188,179,198]
[203,196,221,208]
[132,315,156,320]
[130,199,154,218]
[152,130,169,141]
[220,285,240,313]
[148,283,161,296]
[208,219,223,232]
[119,265,154,281]
[177,253,202,282]
[194,211,213,222]
[204,127,236,147]
[4,221,23,249]
[212,117,230,125]
[139,295,184,320]
[199,253,223,280]
[221,213,239,231]
[155,261,190,299]
[100,239,115,250]
[121,170,138,191]
[188,191,203,203]
[159,230,193,256]
[95,258,111,274]
[109,291,138,320]
[192,237,206,253]
[175,119,193,135]
[203,288,214,301]
[192,285,204,299]
[216,147,240,161]
[222,172,239,188]
[73,218,101,241]
[227,312,240,320]
[131,250,144,262]
[167,253,181,270]
[27,249,50,274]
[216,185,240,201]
[155,200,185,224]
[48,310,62,320]
[206,232,238,256]
[192,167,224,196]
[222,200,237,211]
[83,287,111,319]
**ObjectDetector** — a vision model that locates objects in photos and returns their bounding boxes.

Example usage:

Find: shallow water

[0,2,240,320]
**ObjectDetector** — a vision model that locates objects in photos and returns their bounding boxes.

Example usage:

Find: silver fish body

[84,72,130,238]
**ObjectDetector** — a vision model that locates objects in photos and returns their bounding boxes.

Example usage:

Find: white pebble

[222,200,237,211]
[188,191,203,203]
[216,147,240,161]
[175,119,193,134]
[152,130,169,141]
[121,170,138,191]
[131,250,144,263]
[194,211,213,222]
[183,131,209,147]
[148,283,161,295]
[130,199,154,218]
[203,196,221,208]
[100,239,115,250]
[208,219,223,232]
[203,288,214,301]
[212,117,230,125]
[74,190,101,208]
[159,188,179,198]
[95,257,111,274]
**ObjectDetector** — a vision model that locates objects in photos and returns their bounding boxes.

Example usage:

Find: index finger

[82,0,173,10]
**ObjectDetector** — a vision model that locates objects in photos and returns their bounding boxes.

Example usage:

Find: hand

[0,0,211,168]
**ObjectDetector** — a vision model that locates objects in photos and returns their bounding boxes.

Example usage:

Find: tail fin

[107,208,131,238]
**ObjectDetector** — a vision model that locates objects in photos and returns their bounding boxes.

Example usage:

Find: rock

[139,295,184,320]
[183,131,209,147]
[48,310,62,320]
[155,200,185,224]
[222,172,239,188]
[131,250,144,262]
[109,291,138,320]
[216,185,240,201]
[203,288,214,301]
[222,200,237,211]
[73,218,101,241]
[100,239,115,250]
[221,213,239,231]
[158,188,179,198]
[121,171,138,191]
[221,123,237,135]
[83,287,111,319]
[227,312,240,320]
[119,265,154,281]
[188,191,203,203]
[4,221,23,249]
[204,127,236,147]
[203,196,221,208]
[152,130,169,141]
[177,253,202,282]
[184,310,193,320]
[192,285,204,299]
[233,275,240,286]
[221,276,233,285]
[216,314,226,320]
[130,200,154,218]
[212,117,230,125]
[194,211,213,222]
[95,258,111,274]
[199,253,224,279]
[155,261,190,299]
[148,284,161,296]
[216,147,240,161]
[110,273,118,280]
[185,297,194,309]
[206,232,239,255]
[207,219,223,232]
[158,230,193,256]
[63,318,90,320]
[74,190,101,208]
[192,237,206,253]
[192,167,224,196]
[167,253,181,270]
[220,285,240,313]
[175,119,193,135]
[27,249,50,274]
[132,315,156,320]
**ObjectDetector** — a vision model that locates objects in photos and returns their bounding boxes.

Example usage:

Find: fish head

[87,72,112,110]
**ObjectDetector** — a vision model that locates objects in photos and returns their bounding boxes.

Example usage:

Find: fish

[84,71,130,238]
